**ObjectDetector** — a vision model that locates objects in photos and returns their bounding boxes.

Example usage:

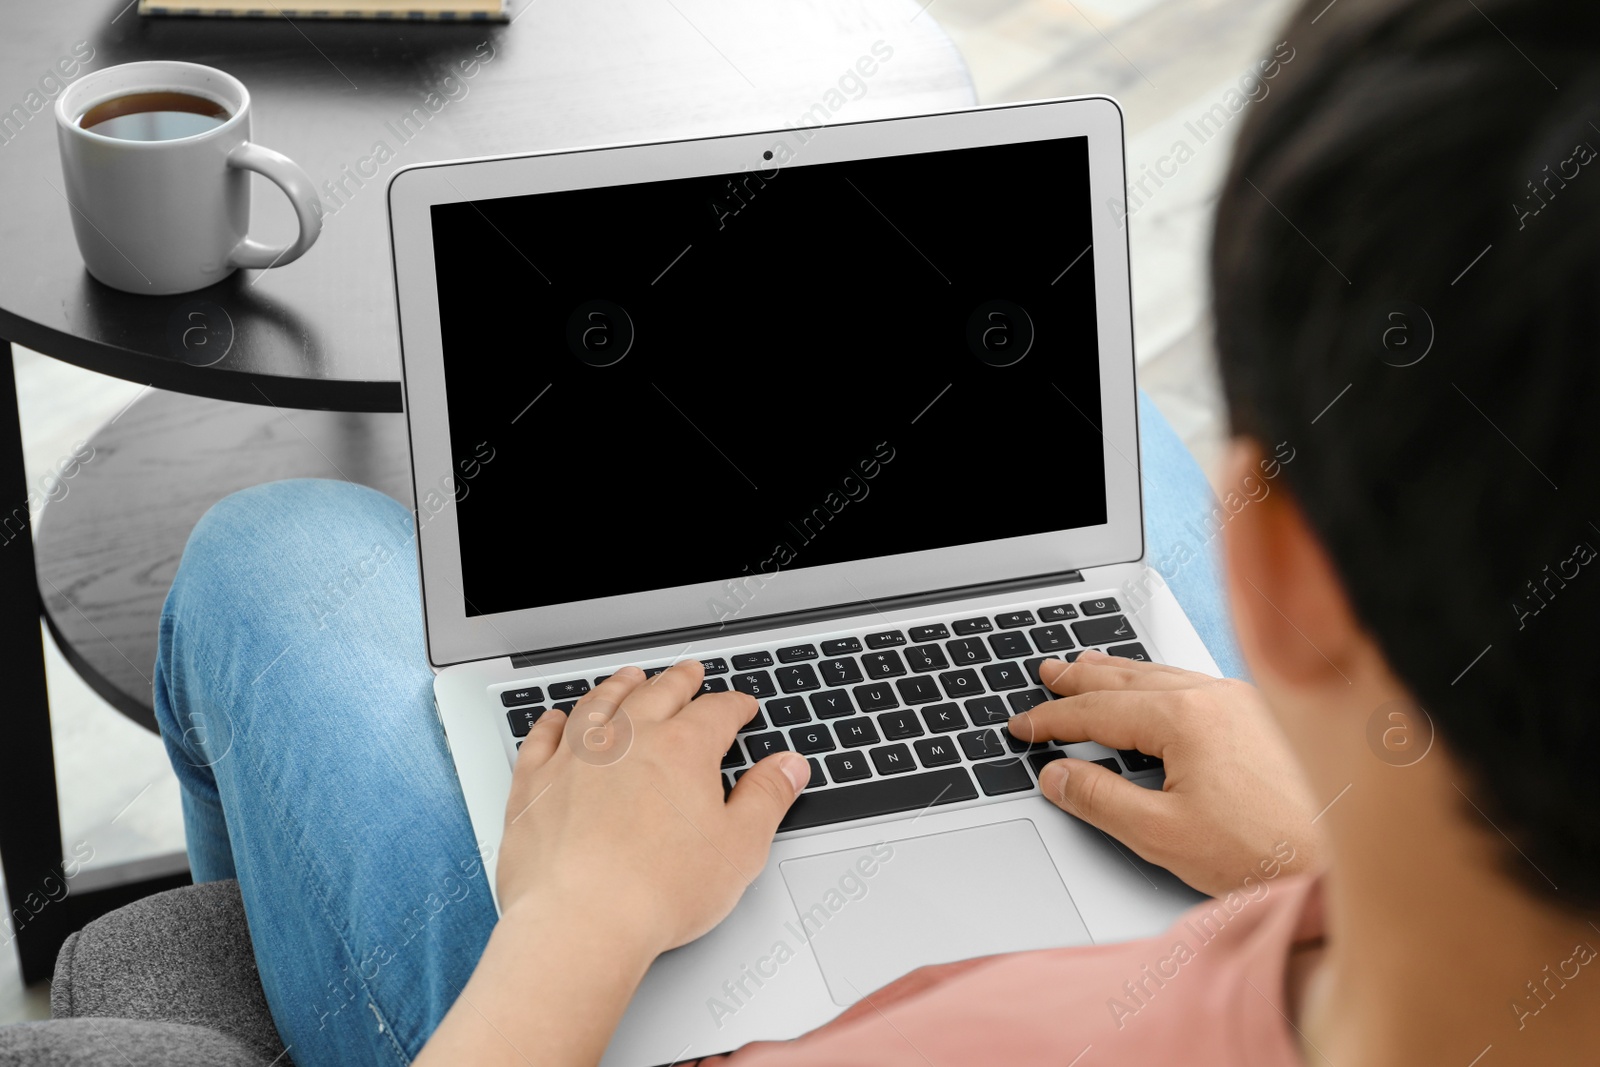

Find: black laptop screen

[430,134,1108,617]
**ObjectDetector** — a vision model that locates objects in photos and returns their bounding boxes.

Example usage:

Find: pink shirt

[706,874,1322,1066]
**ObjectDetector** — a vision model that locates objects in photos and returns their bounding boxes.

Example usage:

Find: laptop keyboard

[496,595,1164,834]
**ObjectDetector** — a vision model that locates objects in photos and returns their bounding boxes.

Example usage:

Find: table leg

[0,341,190,985]
[0,339,72,984]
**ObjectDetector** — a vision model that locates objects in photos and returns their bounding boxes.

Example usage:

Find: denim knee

[168,478,410,612]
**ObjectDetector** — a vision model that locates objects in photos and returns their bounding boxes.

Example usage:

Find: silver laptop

[388,96,1213,1066]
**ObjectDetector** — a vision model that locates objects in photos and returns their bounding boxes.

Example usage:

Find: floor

[0,0,1293,1024]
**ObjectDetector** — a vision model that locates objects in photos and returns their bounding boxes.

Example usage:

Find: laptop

[388,96,1214,1065]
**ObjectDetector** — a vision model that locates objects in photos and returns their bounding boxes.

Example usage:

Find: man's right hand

[1008,650,1326,896]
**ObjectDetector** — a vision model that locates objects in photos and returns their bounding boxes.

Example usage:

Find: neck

[1301,753,1600,1067]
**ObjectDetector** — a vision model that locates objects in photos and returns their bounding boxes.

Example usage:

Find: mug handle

[225,142,322,270]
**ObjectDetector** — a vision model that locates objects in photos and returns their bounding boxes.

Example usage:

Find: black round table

[1,0,974,982]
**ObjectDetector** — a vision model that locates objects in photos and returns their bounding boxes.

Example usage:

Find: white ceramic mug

[55,61,320,296]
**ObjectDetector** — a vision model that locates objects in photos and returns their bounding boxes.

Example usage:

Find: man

[155,0,1600,1063]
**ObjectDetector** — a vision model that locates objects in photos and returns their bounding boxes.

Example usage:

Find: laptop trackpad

[778,819,1092,1006]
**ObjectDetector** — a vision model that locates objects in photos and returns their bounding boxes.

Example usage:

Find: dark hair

[1212,0,1600,907]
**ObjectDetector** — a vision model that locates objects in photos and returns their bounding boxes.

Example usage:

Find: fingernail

[1042,761,1069,802]
[778,752,810,795]
[1079,648,1106,660]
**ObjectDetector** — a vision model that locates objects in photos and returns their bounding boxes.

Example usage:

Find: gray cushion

[48,879,290,1066]
[0,1018,272,1067]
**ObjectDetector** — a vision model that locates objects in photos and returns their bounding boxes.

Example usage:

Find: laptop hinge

[508,568,1084,668]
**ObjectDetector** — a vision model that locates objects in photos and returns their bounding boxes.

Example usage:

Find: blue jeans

[153,394,1243,1067]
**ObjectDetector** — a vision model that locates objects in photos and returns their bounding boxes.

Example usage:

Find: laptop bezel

[388,96,1142,669]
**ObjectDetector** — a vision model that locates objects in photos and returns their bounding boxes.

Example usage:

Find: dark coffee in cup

[79,91,230,142]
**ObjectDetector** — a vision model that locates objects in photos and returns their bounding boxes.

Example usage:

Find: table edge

[1,305,405,413]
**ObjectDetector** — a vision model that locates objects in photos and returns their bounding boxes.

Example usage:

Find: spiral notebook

[138,0,505,19]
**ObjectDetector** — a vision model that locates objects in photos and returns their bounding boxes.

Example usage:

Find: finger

[726,751,808,838]
[1045,649,1190,686]
[508,707,567,814]
[515,706,567,769]
[682,689,763,744]
[1036,757,1166,843]
[624,660,706,721]
[572,665,649,725]
[1040,651,1198,696]
[1007,689,1171,754]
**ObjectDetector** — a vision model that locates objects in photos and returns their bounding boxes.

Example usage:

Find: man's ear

[1221,438,1364,689]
